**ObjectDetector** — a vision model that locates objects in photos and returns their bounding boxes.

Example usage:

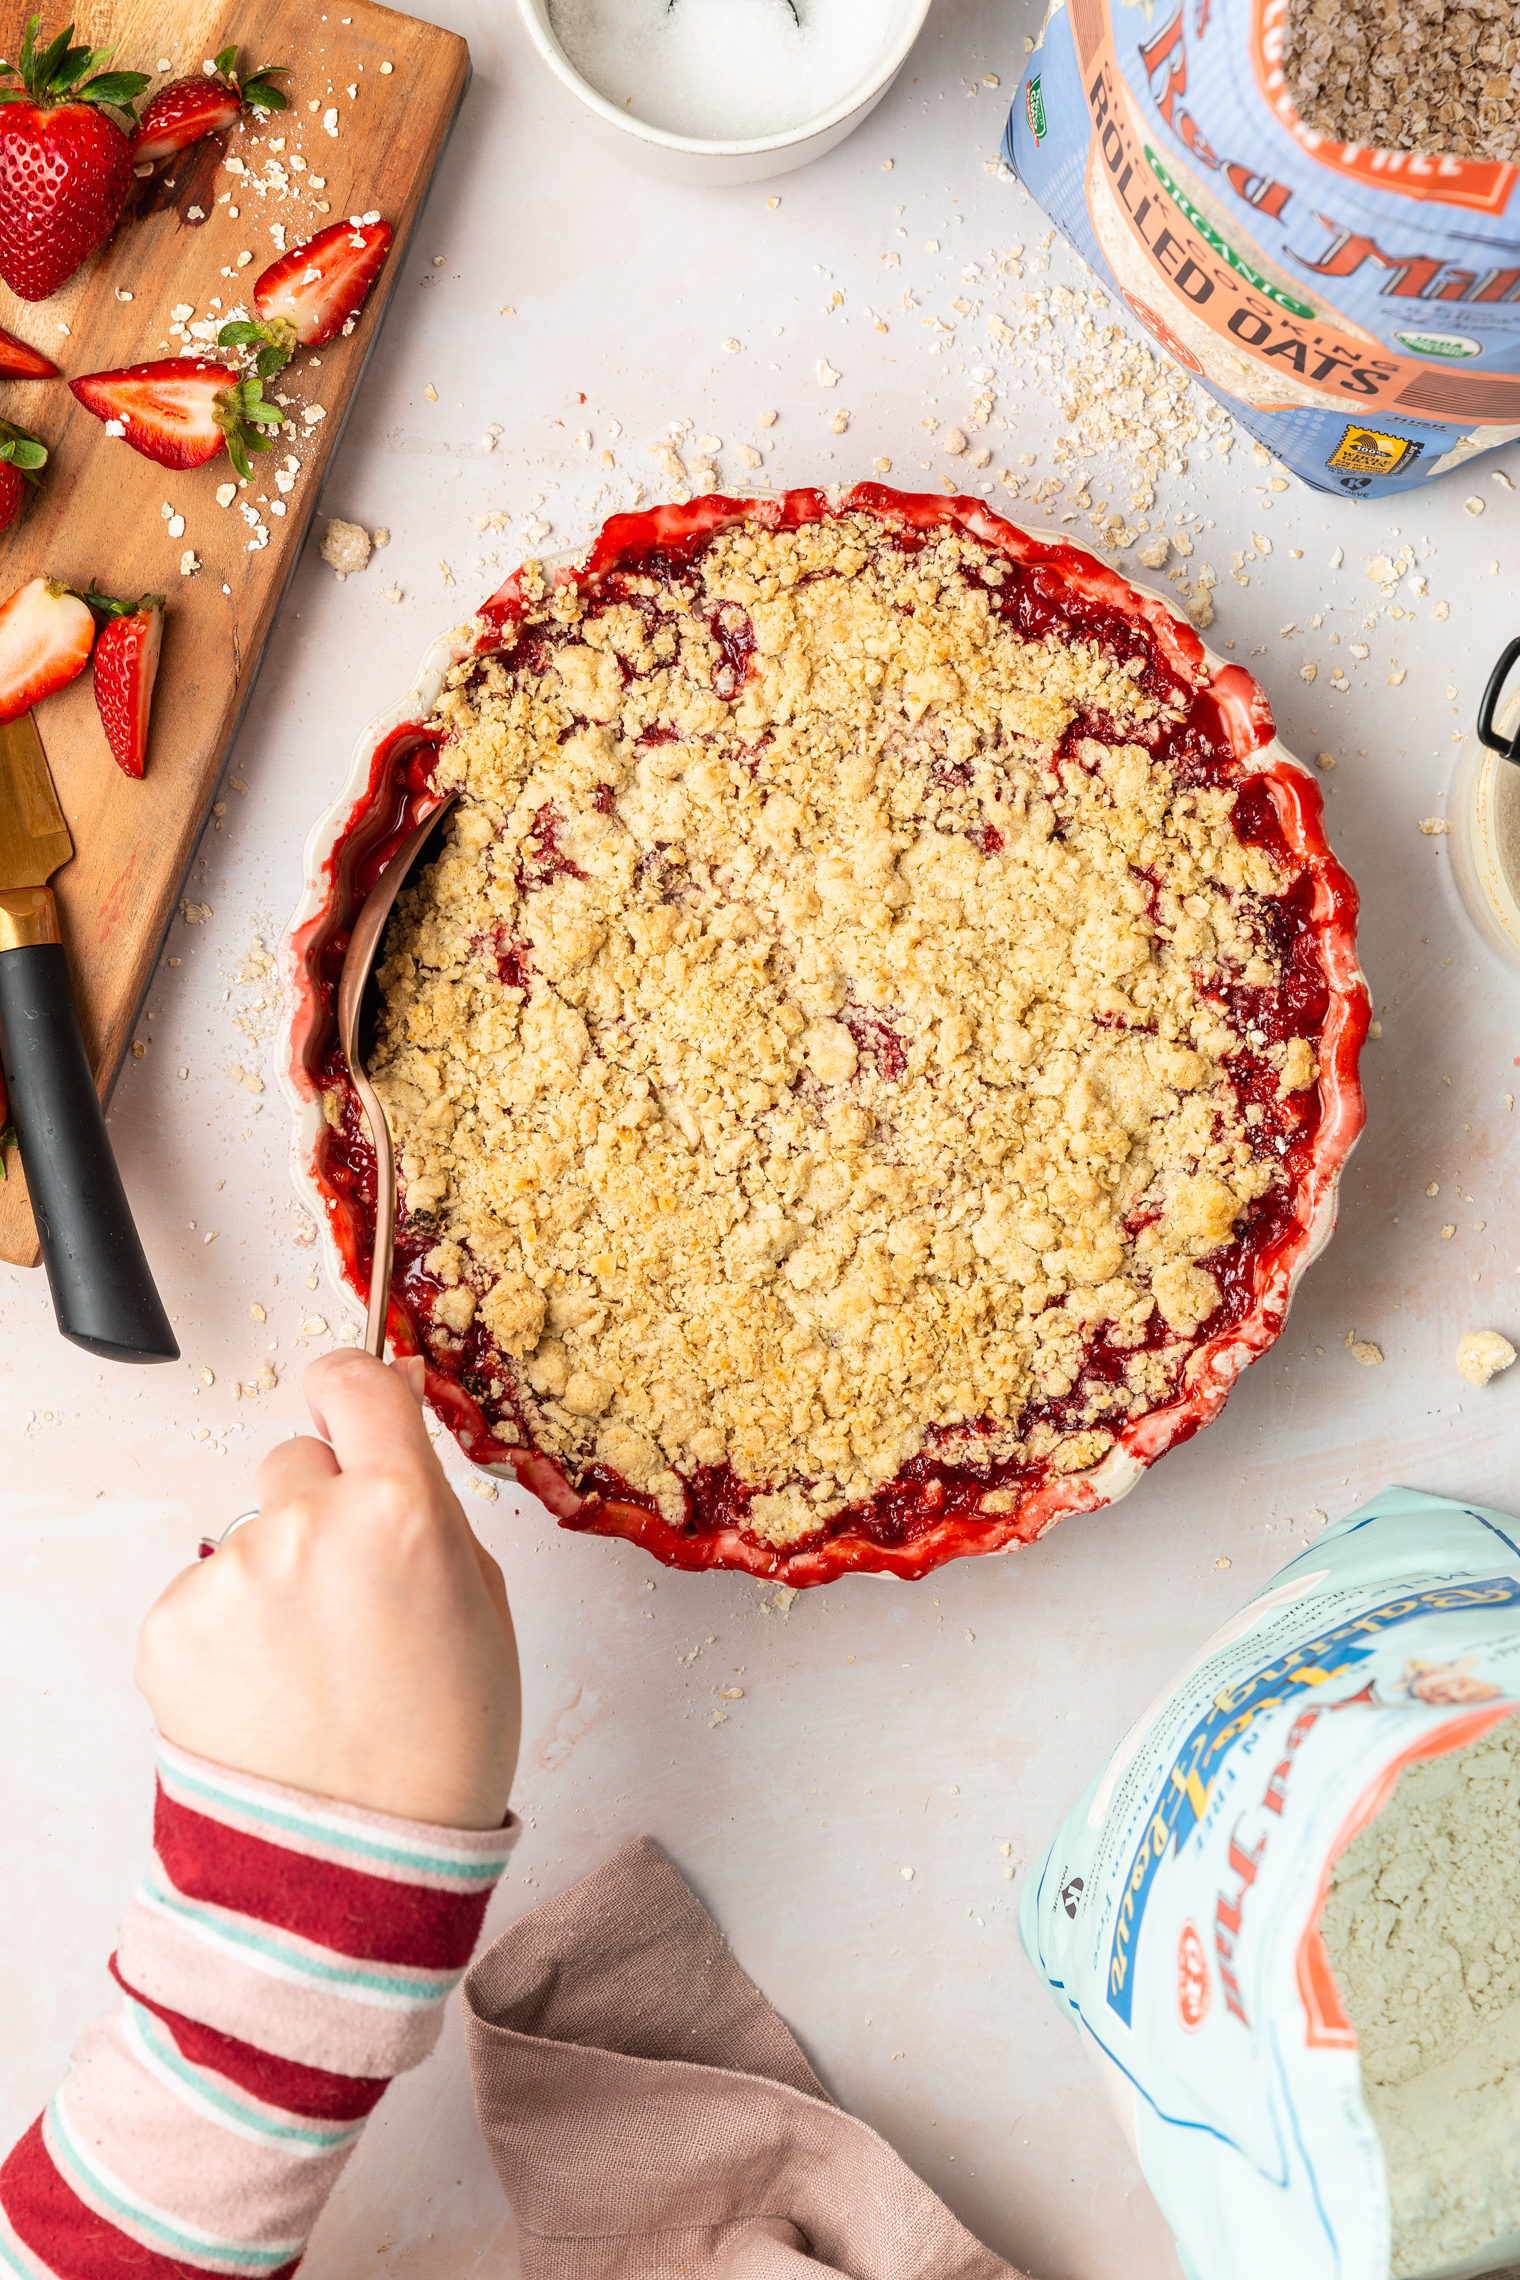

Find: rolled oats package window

[1022,1486,1520,2280]
[1003,0,1520,500]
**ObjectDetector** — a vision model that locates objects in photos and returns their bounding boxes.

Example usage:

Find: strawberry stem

[76,579,165,620]
[211,42,289,116]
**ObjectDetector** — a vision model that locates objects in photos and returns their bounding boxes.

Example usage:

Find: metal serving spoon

[336,791,460,1357]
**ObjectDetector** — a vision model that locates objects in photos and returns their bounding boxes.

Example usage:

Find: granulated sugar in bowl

[547,0,896,141]
[517,0,932,184]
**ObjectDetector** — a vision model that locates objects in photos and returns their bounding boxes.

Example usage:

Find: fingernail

[404,1354,427,1403]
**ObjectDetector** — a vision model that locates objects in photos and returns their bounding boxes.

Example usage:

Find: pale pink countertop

[4,6,1519,2276]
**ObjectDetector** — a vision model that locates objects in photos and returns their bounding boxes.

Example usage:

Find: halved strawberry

[70,358,283,476]
[132,42,288,165]
[0,576,95,724]
[91,593,164,777]
[254,215,392,348]
[0,322,58,379]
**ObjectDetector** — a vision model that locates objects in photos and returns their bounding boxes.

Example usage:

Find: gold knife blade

[0,713,72,945]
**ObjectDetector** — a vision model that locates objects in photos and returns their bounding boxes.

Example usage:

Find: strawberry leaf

[51,43,99,89]
[0,417,48,480]
[0,18,145,114]
[241,71,289,112]
[214,43,238,77]
[30,24,71,88]
[75,67,150,110]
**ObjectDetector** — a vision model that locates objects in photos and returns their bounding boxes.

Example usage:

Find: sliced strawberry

[0,323,58,380]
[92,595,165,778]
[0,577,95,724]
[254,216,392,348]
[0,24,149,301]
[132,44,288,166]
[70,359,282,477]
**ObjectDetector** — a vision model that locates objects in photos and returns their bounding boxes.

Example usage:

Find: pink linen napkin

[463,1835,1032,2280]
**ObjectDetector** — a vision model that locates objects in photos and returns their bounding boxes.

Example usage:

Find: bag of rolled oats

[1003,0,1520,498]
[1021,1486,1520,2279]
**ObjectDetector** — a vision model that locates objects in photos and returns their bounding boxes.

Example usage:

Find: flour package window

[1021,1488,1520,2279]
[1002,0,1520,498]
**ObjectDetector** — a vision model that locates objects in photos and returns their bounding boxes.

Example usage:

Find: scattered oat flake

[1465,495,1486,514]
[1351,1340,1383,1366]
[817,359,840,387]
[1442,1225,1457,1239]
[1214,1556,1231,1569]
[301,1316,328,1337]
[1418,817,1451,834]
[424,383,438,401]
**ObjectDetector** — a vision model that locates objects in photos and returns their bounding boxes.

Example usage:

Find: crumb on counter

[320,518,372,579]
[1457,1330,1517,1387]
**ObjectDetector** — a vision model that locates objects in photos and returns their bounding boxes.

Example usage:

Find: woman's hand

[137,1350,520,1830]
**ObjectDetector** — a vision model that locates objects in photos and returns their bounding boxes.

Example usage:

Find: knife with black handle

[0,713,178,1363]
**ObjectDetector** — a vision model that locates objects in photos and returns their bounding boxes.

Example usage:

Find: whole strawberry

[0,18,149,301]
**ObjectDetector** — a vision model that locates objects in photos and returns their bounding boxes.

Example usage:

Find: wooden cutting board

[0,0,468,1267]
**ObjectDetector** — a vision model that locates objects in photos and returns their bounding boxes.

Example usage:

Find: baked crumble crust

[369,507,1315,1550]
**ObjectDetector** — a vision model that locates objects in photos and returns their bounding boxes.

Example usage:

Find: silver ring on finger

[197,1507,262,1561]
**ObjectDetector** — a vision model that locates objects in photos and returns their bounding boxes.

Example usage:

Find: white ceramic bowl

[515,0,935,185]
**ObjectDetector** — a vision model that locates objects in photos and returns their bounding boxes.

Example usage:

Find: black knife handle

[0,941,179,1364]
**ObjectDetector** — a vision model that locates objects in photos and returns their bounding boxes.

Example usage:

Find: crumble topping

[369,508,1310,1548]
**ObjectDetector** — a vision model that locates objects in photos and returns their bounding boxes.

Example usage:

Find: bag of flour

[1003,0,1520,499]
[1021,1486,1520,2279]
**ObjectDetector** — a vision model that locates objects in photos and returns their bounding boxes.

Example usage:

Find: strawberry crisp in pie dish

[285,485,1368,1586]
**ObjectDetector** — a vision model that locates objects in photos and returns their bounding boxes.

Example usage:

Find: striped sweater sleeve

[0,1737,517,2280]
